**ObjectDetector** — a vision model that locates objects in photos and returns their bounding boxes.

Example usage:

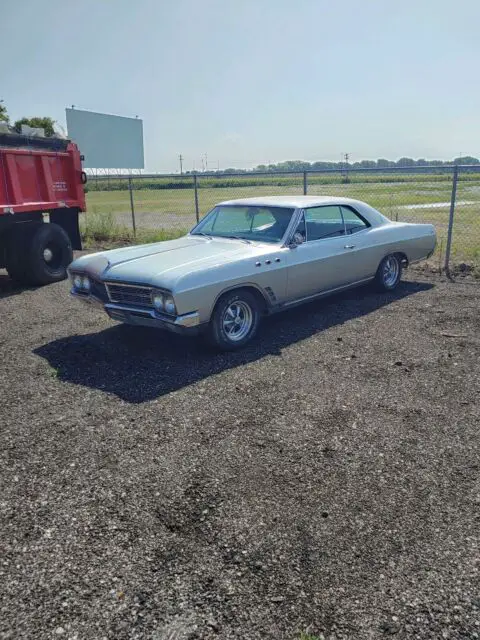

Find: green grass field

[83,177,480,263]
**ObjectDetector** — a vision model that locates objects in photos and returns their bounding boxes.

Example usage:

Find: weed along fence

[83,165,480,272]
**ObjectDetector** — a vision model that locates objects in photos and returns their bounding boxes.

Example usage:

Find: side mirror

[289,232,305,248]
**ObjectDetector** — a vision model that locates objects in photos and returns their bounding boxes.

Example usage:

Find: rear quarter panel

[356,222,436,277]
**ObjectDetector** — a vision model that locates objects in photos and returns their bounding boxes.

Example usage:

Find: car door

[340,205,379,280]
[285,205,352,300]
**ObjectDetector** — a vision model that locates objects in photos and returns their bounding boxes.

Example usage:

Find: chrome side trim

[280,277,374,309]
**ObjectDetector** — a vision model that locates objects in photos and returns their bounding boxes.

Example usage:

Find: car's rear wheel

[206,289,261,350]
[375,254,402,291]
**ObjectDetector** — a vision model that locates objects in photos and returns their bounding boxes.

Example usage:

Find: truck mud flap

[50,208,82,250]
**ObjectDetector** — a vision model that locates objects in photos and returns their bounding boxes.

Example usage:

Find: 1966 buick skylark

[69,196,436,350]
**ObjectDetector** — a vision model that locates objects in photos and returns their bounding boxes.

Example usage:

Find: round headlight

[82,276,91,292]
[73,274,82,289]
[164,295,176,315]
[152,293,165,310]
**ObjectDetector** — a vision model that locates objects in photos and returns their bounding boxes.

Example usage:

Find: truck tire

[24,223,73,285]
[6,222,73,286]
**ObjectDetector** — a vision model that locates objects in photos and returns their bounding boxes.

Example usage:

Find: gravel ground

[0,265,479,640]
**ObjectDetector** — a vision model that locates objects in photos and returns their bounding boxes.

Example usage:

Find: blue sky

[1,0,479,171]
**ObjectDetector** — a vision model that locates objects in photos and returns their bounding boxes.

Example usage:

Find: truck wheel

[24,223,73,285]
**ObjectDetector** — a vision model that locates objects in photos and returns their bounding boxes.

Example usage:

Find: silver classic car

[69,196,436,350]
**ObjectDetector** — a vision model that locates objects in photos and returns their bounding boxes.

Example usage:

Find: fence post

[128,176,136,237]
[193,173,200,223]
[303,171,308,195]
[444,165,458,277]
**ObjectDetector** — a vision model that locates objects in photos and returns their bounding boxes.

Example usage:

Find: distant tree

[13,116,55,137]
[0,102,9,123]
[396,157,415,167]
[416,158,427,166]
[271,160,311,172]
[356,160,376,169]
[453,156,479,165]
[376,158,395,168]
[311,161,341,170]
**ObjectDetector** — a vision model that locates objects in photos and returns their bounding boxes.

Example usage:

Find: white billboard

[65,108,144,169]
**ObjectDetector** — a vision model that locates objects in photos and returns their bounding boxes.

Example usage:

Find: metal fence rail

[83,165,480,273]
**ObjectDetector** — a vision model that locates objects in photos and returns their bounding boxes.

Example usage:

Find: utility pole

[178,154,183,175]
[204,152,208,172]
[343,152,350,183]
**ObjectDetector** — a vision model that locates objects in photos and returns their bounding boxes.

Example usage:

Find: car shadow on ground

[34,281,433,403]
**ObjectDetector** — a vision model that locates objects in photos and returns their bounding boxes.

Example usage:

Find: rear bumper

[71,290,203,335]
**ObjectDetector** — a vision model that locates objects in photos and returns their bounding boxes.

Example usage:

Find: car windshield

[191,205,295,243]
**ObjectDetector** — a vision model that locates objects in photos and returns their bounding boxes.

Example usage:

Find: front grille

[105,283,153,308]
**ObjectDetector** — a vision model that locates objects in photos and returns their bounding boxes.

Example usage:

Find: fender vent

[265,286,277,302]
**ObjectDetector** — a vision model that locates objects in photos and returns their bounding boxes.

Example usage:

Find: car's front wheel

[375,254,402,292]
[206,289,261,350]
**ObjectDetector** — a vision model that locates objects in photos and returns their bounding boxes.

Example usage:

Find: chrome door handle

[344,244,356,249]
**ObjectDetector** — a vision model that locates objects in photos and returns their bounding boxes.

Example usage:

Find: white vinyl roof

[218,195,390,226]
[219,195,358,208]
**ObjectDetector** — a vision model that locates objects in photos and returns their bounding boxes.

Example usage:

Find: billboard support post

[128,176,136,237]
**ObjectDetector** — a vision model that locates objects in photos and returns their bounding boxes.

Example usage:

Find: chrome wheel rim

[222,301,253,342]
[43,248,54,263]
[383,256,399,287]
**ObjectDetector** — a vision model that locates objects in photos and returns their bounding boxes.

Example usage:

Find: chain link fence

[83,166,480,272]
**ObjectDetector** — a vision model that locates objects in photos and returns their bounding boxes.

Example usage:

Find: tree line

[212,156,479,174]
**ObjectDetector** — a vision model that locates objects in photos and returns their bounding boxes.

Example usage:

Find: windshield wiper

[193,232,212,239]
[223,235,251,244]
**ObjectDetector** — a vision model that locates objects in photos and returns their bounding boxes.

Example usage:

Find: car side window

[304,206,345,241]
[341,206,369,234]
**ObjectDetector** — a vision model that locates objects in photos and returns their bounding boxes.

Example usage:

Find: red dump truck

[0,132,86,285]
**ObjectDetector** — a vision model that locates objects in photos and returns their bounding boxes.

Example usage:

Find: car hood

[72,236,258,289]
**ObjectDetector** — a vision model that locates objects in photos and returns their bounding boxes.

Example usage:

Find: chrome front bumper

[71,290,202,335]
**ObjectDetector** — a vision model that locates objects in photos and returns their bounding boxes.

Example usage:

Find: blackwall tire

[206,290,261,351]
[374,254,402,292]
